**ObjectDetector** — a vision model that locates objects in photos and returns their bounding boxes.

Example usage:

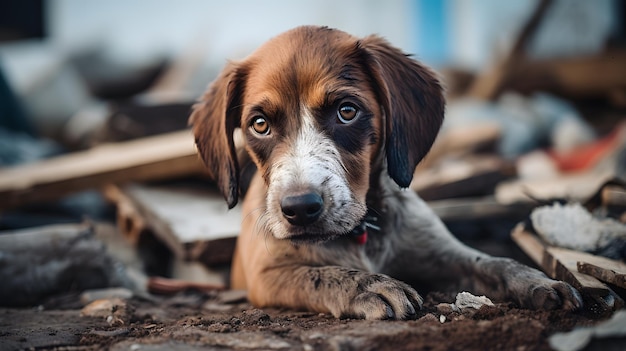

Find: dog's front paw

[342,274,423,320]
[521,277,582,311]
[498,259,583,311]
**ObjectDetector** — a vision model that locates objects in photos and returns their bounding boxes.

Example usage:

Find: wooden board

[412,156,515,201]
[496,169,616,205]
[543,246,610,296]
[105,183,240,266]
[577,261,626,290]
[0,130,206,210]
[429,197,533,221]
[511,225,609,295]
[510,223,547,267]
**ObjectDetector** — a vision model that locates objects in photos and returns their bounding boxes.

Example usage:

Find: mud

[0,290,610,351]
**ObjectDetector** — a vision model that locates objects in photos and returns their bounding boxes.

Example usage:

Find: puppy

[190,26,582,320]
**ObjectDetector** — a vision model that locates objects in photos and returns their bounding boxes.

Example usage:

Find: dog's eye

[251,116,270,135]
[337,103,359,124]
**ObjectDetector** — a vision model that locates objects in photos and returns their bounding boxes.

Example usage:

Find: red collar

[349,212,379,246]
[350,221,368,245]
[353,230,368,245]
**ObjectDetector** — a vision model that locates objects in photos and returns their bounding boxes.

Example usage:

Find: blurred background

[0,0,622,145]
[0,0,625,309]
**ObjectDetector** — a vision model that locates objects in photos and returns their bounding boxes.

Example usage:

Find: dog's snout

[281,193,323,226]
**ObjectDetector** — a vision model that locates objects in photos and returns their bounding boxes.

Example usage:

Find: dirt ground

[1,288,618,351]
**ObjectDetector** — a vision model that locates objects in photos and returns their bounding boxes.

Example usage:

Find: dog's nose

[281,193,323,226]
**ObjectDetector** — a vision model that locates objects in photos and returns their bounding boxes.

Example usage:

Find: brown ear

[189,62,246,208]
[360,36,445,188]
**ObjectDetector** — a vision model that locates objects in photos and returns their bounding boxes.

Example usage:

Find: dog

[190,26,583,320]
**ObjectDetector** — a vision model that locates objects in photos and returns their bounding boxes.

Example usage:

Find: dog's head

[190,26,444,243]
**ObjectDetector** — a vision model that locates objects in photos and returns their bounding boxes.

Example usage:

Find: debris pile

[0,0,625,349]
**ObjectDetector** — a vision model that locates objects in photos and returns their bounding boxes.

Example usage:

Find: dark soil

[0,290,609,351]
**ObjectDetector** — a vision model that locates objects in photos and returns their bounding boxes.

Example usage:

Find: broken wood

[602,185,626,208]
[416,123,501,170]
[543,246,610,296]
[0,130,206,211]
[428,197,533,221]
[511,224,623,312]
[105,183,240,266]
[104,184,147,245]
[495,169,616,205]
[577,261,626,290]
[510,223,546,266]
[511,224,608,294]
[147,276,225,295]
[412,156,515,201]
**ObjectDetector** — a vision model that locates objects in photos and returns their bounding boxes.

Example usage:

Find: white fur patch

[265,108,366,240]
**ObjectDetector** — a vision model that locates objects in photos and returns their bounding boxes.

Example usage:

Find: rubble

[0,0,624,349]
[0,223,138,307]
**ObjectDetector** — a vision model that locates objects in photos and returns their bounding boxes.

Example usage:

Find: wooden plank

[103,184,148,245]
[412,156,515,201]
[544,247,610,296]
[0,130,206,210]
[496,169,615,205]
[430,198,533,221]
[510,223,546,268]
[511,225,610,295]
[577,261,626,290]
[416,123,501,170]
[602,185,626,207]
[106,183,240,265]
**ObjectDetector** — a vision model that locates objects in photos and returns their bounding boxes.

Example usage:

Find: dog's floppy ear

[361,36,445,188]
[189,62,246,208]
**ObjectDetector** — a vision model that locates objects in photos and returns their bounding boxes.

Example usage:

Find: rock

[454,292,495,311]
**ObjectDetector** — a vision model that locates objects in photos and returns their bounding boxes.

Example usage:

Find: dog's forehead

[243,27,362,109]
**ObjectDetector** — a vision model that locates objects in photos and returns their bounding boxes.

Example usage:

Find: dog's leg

[377,182,583,311]
[247,260,423,320]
